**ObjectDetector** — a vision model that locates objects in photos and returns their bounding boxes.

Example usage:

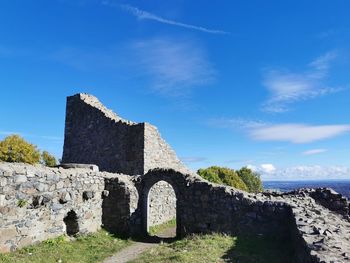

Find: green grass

[0,229,131,263]
[131,233,294,263]
[149,218,176,236]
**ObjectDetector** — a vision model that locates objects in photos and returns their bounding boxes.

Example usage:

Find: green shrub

[237,167,263,193]
[0,135,40,164]
[197,166,263,193]
[41,151,57,167]
[197,166,248,191]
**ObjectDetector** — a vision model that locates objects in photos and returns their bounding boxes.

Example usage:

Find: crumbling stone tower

[62,93,187,175]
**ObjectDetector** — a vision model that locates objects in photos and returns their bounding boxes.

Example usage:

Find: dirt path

[101,227,176,263]
[102,242,157,263]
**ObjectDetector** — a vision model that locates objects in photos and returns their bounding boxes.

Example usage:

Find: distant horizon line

[263,178,350,182]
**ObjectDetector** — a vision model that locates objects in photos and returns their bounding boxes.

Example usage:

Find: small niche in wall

[64,210,80,236]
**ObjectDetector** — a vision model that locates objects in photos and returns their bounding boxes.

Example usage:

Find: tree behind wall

[41,151,57,167]
[197,166,263,193]
[237,167,263,193]
[0,135,41,164]
[197,166,248,191]
[0,135,57,166]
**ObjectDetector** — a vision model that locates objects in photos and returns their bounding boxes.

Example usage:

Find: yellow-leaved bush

[0,135,57,167]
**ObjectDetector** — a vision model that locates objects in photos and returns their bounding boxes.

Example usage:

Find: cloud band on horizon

[249,164,350,181]
[210,118,350,144]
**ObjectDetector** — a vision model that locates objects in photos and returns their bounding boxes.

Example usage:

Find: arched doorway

[145,180,177,238]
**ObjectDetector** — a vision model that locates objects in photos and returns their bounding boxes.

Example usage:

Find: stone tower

[62,93,188,175]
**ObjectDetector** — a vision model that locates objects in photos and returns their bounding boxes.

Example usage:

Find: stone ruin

[62,93,188,175]
[0,93,350,262]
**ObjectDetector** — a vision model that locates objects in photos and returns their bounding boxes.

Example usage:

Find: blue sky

[1,0,350,180]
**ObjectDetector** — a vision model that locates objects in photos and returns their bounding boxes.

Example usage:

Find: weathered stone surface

[0,163,107,252]
[61,93,188,175]
[59,163,99,171]
[0,178,7,186]
[83,191,94,200]
[14,175,27,184]
[0,194,6,206]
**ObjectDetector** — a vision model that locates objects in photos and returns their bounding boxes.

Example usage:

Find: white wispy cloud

[132,38,215,96]
[302,149,327,156]
[208,118,266,129]
[262,51,341,113]
[252,164,350,180]
[248,164,276,174]
[260,163,276,173]
[249,124,350,143]
[210,118,350,144]
[113,3,229,35]
[49,37,215,98]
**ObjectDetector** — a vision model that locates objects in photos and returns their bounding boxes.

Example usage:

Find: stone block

[0,178,7,187]
[51,203,63,212]
[2,169,12,177]
[0,195,5,206]
[56,181,64,189]
[0,228,17,244]
[35,182,48,192]
[14,175,27,184]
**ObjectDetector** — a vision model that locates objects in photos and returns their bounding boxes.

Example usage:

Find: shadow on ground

[131,225,178,244]
[222,234,295,263]
[132,234,178,244]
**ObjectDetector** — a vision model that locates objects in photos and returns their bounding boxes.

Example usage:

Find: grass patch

[131,233,294,263]
[0,229,131,263]
[149,218,176,236]
[131,233,234,263]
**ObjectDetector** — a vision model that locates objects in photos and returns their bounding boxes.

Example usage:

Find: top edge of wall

[68,93,139,126]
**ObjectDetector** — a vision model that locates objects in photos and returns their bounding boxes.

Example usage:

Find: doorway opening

[147,180,177,239]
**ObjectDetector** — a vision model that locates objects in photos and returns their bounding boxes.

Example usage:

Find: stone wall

[2,163,350,262]
[0,163,106,252]
[62,93,145,175]
[144,123,188,174]
[135,169,350,263]
[274,189,350,262]
[148,180,176,227]
[0,162,142,252]
[309,188,350,217]
[62,94,188,175]
[135,169,293,239]
[102,175,139,237]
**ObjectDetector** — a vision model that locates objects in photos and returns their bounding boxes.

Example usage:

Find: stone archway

[141,169,187,238]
